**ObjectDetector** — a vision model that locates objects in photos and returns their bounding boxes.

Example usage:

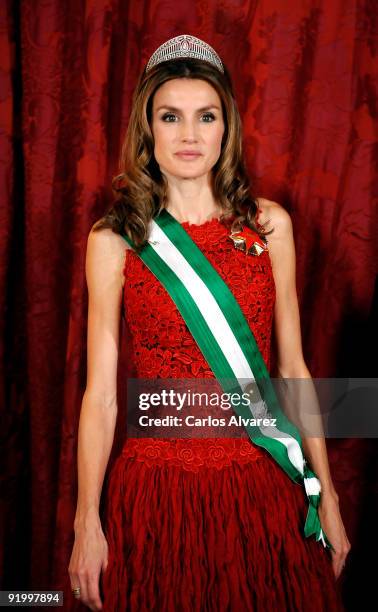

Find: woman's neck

[164,174,223,224]
[165,203,223,225]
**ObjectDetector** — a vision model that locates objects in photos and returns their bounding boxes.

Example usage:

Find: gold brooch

[228,226,268,256]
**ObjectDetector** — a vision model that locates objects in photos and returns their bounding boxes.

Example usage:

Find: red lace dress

[100,213,344,611]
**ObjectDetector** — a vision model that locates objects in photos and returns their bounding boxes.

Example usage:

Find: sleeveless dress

[100,212,344,611]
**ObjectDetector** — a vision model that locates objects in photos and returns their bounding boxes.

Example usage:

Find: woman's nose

[180,121,198,141]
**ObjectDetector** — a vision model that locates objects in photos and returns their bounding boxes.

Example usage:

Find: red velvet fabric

[0,1,376,610]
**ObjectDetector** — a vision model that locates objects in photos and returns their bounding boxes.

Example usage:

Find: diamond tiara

[145,34,224,74]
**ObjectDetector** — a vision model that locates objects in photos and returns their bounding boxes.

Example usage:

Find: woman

[68,35,350,611]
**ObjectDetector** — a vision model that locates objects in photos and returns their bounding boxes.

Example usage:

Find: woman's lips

[175,152,202,160]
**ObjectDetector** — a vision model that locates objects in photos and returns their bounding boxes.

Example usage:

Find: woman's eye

[201,113,216,122]
[161,113,177,122]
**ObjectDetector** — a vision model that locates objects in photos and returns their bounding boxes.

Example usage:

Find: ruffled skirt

[100,438,344,611]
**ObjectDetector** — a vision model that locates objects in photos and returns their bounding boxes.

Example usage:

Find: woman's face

[150,78,225,181]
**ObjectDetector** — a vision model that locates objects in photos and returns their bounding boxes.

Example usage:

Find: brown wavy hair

[92,57,273,252]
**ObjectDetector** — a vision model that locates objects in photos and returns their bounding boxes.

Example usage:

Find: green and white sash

[122,209,333,550]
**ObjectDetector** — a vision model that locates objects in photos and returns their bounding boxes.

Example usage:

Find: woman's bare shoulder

[255,197,292,241]
[90,220,132,248]
[87,223,130,289]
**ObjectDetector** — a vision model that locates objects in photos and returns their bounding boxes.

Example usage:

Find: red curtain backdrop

[1,0,377,609]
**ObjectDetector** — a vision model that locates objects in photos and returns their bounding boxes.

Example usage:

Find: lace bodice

[123,211,276,374]
[120,210,277,471]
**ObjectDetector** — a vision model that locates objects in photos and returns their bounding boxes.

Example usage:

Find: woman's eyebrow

[155,105,221,112]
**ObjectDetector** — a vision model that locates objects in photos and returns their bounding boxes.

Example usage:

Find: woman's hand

[68,512,109,611]
[318,492,351,580]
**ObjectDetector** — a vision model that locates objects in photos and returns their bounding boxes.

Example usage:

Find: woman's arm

[257,197,351,577]
[75,226,126,528]
[257,199,337,495]
[69,225,128,610]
